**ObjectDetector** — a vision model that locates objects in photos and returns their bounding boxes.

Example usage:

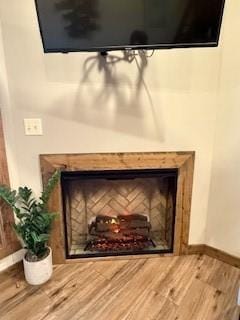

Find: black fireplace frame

[61,168,178,259]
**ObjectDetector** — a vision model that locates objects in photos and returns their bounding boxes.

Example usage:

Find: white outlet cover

[238,287,240,306]
[24,118,43,136]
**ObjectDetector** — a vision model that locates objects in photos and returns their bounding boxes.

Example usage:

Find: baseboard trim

[0,261,22,276]
[188,245,206,255]
[188,244,240,268]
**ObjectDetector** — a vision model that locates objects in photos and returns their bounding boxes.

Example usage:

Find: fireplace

[40,152,194,264]
[61,169,177,258]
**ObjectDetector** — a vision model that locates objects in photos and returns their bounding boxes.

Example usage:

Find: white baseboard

[0,249,25,272]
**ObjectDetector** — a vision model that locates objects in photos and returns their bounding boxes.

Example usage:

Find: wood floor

[0,255,239,320]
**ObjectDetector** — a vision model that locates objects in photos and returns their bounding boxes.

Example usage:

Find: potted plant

[0,170,60,285]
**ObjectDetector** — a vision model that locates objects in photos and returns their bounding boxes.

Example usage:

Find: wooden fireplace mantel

[40,152,195,264]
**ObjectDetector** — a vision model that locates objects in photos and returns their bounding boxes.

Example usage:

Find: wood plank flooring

[0,255,239,320]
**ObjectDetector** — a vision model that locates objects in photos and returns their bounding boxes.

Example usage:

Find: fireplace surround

[40,152,194,264]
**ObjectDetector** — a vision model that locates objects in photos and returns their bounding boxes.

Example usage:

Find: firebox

[61,169,178,258]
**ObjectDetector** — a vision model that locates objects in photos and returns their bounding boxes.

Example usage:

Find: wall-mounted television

[35,0,225,53]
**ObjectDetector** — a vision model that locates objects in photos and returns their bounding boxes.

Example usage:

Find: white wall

[0,0,229,271]
[206,0,240,257]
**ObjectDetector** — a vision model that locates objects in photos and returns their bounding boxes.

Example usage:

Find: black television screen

[35,0,225,53]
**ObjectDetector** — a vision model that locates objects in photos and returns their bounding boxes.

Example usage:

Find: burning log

[88,214,151,240]
[85,214,155,252]
[118,214,148,221]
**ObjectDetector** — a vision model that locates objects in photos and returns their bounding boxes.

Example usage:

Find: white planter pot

[23,247,53,285]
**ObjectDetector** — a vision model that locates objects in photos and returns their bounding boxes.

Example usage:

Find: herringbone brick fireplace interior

[61,169,177,258]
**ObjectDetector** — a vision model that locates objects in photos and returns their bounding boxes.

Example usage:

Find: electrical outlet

[238,288,240,306]
[24,119,43,136]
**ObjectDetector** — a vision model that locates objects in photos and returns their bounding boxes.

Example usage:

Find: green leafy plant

[0,170,60,262]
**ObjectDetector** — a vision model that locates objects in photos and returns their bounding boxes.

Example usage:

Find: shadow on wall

[50,51,165,141]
